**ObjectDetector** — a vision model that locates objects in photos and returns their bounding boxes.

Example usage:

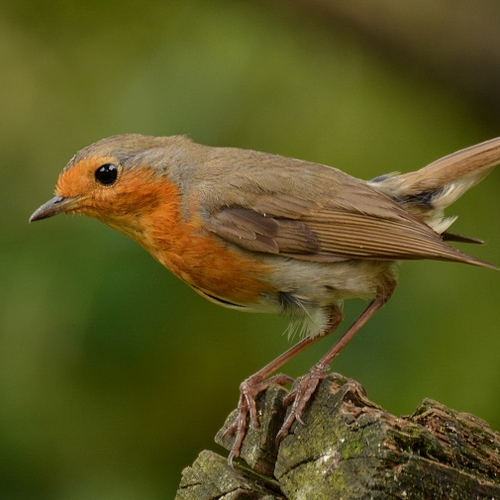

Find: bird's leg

[277,280,396,443]
[224,305,344,466]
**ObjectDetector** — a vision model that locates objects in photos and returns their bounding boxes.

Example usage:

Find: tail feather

[370,137,500,235]
[441,231,484,245]
[395,136,500,198]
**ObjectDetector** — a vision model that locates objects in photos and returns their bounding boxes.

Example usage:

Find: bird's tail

[369,137,500,240]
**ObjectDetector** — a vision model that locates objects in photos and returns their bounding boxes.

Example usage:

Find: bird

[30,134,499,464]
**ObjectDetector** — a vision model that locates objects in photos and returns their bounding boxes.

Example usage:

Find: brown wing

[196,147,493,268]
[209,204,489,265]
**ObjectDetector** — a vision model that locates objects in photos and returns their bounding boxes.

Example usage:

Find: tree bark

[176,374,500,499]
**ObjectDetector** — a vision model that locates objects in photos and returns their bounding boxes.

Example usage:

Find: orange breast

[56,160,275,307]
[131,176,275,307]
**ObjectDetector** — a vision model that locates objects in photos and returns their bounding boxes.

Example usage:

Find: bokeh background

[2,1,500,498]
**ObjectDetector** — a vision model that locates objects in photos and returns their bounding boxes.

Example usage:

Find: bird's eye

[95,163,118,185]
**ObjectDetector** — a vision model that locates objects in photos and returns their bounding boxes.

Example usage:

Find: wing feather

[197,149,493,268]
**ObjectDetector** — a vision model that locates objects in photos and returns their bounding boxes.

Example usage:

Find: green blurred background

[2,1,500,498]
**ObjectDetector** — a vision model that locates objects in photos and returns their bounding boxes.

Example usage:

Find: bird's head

[29,134,188,239]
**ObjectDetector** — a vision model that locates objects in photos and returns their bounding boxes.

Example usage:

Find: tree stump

[176,374,500,499]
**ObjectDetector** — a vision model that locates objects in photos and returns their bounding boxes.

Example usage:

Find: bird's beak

[29,195,81,222]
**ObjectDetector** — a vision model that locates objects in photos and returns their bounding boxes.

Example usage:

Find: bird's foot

[276,364,327,443]
[223,373,294,467]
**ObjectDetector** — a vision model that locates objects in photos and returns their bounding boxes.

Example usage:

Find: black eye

[95,163,118,185]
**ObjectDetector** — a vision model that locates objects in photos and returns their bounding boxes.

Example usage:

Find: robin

[30,135,499,464]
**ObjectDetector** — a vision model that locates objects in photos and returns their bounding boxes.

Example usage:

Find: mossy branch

[176,374,500,499]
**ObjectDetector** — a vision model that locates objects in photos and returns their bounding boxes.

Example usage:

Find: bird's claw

[223,373,294,467]
[276,366,327,444]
